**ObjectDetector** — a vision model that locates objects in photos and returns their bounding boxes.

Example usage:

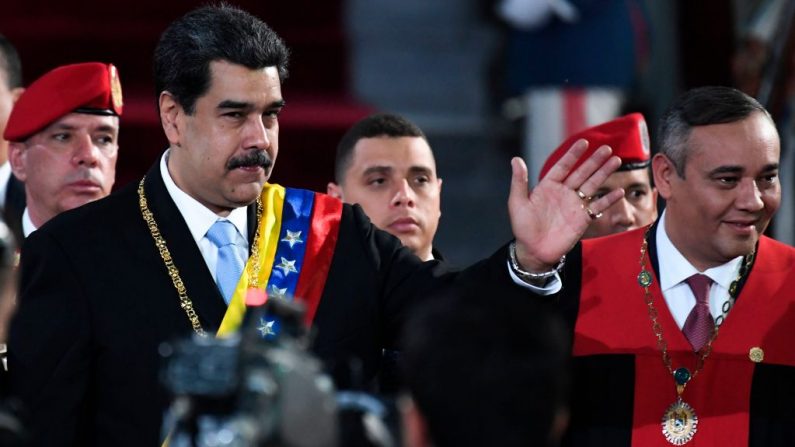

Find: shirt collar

[160,150,249,245]
[656,210,743,292]
[0,161,11,209]
[22,207,36,238]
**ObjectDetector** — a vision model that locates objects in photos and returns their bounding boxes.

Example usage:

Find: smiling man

[6,5,625,447]
[328,113,442,261]
[4,62,122,237]
[533,87,795,446]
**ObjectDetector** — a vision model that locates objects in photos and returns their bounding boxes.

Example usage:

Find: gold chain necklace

[137,177,264,336]
[637,227,753,445]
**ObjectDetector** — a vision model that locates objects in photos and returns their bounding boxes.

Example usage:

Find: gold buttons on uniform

[749,347,764,363]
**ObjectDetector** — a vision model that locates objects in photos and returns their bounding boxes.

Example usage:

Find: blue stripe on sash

[260,188,314,338]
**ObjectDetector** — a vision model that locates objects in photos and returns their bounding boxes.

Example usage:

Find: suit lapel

[246,200,258,249]
[141,163,228,331]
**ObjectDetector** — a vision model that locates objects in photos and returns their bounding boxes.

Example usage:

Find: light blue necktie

[205,219,246,304]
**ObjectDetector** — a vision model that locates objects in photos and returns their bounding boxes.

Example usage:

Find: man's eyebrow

[362,166,392,176]
[217,99,286,110]
[708,166,744,176]
[217,100,250,110]
[93,124,118,133]
[708,163,779,176]
[408,166,434,176]
[49,123,76,131]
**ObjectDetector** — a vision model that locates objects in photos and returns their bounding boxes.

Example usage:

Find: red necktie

[682,274,714,352]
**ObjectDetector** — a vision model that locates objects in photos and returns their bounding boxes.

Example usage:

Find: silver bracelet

[508,241,566,280]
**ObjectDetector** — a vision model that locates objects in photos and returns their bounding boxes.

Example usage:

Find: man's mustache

[226,151,273,170]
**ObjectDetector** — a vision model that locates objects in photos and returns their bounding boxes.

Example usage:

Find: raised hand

[508,139,624,272]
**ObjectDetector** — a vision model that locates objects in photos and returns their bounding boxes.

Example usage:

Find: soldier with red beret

[4,62,122,237]
[540,113,657,239]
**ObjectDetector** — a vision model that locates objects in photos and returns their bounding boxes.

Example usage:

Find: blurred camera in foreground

[160,297,338,447]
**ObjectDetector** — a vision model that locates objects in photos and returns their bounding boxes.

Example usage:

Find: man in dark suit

[328,113,444,395]
[0,34,25,243]
[7,5,623,447]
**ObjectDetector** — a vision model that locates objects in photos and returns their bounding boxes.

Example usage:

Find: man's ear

[8,142,27,182]
[326,182,343,199]
[159,91,183,147]
[651,187,659,220]
[652,154,676,201]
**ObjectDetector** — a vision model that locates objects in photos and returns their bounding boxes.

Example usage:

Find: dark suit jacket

[8,161,519,447]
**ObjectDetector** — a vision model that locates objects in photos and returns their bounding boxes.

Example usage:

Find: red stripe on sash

[294,193,342,326]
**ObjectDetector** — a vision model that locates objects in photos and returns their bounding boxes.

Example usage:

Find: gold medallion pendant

[661,398,698,445]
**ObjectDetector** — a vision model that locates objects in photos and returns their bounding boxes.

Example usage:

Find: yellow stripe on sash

[163,185,286,446]
[217,184,285,337]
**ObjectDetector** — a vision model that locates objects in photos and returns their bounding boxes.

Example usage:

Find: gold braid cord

[137,177,263,337]
[138,178,206,336]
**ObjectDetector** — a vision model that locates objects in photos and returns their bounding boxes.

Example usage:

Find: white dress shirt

[507,259,563,295]
[0,161,11,210]
[21,208,36,238]
[160,150,249,284]
[656,210,744,329]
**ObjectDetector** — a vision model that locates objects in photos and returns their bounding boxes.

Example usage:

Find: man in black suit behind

[0,34,25,243]
[7,4,624,447]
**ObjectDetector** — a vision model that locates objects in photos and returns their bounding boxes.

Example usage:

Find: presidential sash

[217,184,342,337]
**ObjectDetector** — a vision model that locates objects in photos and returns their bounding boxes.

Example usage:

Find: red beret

[4,62,123,142]
[538,113,651,181]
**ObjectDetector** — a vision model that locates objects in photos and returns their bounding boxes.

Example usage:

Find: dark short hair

[0,34,22,89]
[402,292,570,447]
[658,86,772,177]
[153,3,290,114]
[334,113,429,183]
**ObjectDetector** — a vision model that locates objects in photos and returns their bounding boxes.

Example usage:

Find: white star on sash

[275,257,298,276]
[270,285,288,300]
[281,230,304,249]
[258,319,276,337]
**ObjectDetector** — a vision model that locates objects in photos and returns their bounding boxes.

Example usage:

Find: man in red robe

[537,86,795,446]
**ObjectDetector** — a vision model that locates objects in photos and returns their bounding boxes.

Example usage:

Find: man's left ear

[159,91,184,147]
[326,182,343,199]
[8,142,28,182]
[651,187,659,221]
[652,154,675,200]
